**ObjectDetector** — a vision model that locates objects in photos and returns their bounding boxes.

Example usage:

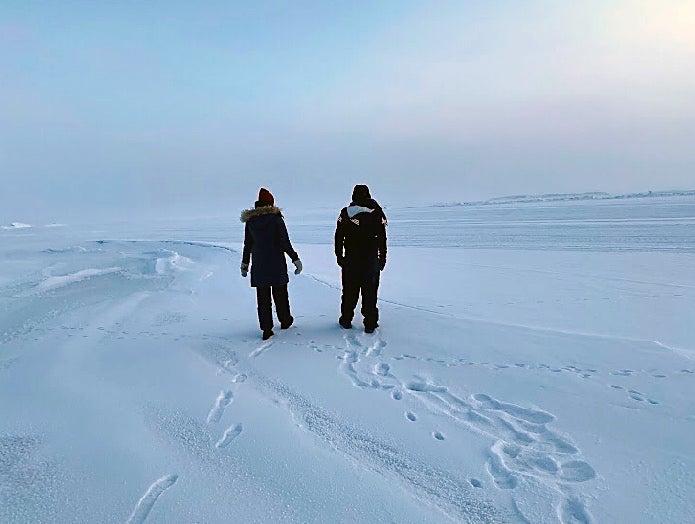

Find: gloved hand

[241,262,249,277]
[293,259,303,275]
[379,257,386,271]
[336,256,345,267]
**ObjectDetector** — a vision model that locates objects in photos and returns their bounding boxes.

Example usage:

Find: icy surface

[1,196,694,523]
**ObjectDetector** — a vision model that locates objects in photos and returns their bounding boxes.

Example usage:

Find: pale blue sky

[2,1,694,221]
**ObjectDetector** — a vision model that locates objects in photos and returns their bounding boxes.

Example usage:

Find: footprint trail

[331,329,597,522]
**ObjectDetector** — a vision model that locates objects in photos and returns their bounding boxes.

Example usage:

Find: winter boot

[262,329,274,340]
[280,317,294,330]
[339,318,352,329]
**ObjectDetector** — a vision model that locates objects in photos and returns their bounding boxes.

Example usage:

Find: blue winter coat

[241,205,299,288]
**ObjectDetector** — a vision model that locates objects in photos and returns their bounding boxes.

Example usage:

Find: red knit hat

[258,188,274,206]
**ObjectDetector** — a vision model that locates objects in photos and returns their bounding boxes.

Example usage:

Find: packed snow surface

[1,195,694,523]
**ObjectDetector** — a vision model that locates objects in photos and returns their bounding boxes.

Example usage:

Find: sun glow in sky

[1,1,694,221]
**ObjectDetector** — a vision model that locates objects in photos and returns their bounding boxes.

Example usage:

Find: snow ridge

[35,267,122,292]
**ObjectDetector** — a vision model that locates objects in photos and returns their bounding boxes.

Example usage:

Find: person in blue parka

[240,188,302,340]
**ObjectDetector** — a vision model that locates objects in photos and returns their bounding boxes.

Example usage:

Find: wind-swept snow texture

[1,195,694,523]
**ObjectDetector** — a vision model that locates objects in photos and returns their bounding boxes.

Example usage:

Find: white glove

[241,262,249,277]
[293,259,302,275]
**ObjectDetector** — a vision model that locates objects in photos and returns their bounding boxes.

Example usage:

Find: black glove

[379,257,386,271]
[337,256,345,267]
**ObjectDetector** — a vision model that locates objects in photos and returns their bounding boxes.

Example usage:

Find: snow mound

[35,267,122,292]
[43,246,89,254]
[2,222,33,229]
[155,251,194,274]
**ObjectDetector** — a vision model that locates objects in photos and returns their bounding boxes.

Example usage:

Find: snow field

[1,200,694,523]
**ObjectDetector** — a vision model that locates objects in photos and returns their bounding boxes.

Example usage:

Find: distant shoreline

[429,189,695,208]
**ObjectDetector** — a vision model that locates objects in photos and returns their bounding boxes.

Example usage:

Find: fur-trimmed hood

[240,205,283,223]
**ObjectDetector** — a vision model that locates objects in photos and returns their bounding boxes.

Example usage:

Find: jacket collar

[240,205,282,223]
[346,198,382,217]
[347,205,375,218]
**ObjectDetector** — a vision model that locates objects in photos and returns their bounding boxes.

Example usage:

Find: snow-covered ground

[1,196,694,523]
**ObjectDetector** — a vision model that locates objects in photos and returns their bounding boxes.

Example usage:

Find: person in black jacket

[334,184,387,333]
[241,188,302,340]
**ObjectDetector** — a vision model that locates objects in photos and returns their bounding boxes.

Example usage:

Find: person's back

[241,188,302,340]
[338,199,387,266]
[334,185,387,333]
[243,207,290,283]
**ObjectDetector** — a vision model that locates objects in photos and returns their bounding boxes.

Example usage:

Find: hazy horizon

[2,1,694,223]
[3,186,695,228]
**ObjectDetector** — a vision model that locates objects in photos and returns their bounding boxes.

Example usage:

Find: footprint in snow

[559,460,596,482]
[473,393,555,424]
[126,474,178,524]
[207,391,233,424]
[374,362,390,376]
[366,339,387,357]
[249,340,273,358]
[405,380,447,393]
[559,496,592,524]
[628,389,645,402]
[486,452,517,489]
[405,411,417,422]
[215,423,243,449]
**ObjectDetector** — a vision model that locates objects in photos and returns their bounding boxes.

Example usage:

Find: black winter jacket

[334,199,387,268]
[241,205,299,288]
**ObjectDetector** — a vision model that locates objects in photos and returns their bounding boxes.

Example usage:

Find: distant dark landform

[433,189,695,208]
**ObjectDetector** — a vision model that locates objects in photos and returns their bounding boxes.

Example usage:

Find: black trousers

[256,284,292,331]
[340,263,380,329]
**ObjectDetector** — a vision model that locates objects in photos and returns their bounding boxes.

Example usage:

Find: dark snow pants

[340,262,380,329]
[256,284,292,331]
